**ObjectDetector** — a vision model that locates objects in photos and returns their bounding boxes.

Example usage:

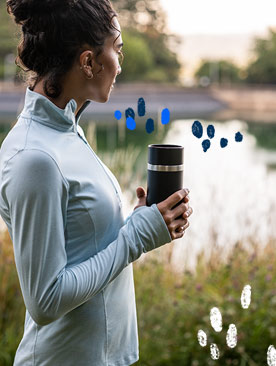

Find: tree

[0,0,19,79]
[0,0,182,83]
[119,28,181,83]
[195,59,243,86]
[246,28,276,84]
[112,0,167,33]
[118,30,154,81]
[113,0,182,83]
[0,0,18,57]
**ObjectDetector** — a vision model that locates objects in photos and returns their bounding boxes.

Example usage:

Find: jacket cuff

[150,203,172,245]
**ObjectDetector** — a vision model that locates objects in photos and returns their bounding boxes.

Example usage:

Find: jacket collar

[20,87,91,132]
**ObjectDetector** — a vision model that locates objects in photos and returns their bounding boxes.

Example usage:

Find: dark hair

[7,0,118,98]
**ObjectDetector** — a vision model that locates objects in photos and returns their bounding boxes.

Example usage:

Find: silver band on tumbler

[147,163,184,172]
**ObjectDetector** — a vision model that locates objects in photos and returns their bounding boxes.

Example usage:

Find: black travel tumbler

[146,144,184,211]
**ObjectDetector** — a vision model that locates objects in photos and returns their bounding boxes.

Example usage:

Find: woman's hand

[133,187,192,239]
[157,188,192,240]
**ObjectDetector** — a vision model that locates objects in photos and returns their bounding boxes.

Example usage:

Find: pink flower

[196,283,202,291]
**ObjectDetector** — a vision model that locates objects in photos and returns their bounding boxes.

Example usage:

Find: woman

[0,0,193,365]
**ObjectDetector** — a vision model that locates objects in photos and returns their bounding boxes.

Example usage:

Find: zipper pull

[77,132,88,144]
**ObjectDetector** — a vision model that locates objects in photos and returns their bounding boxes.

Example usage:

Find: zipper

[77,131,123,208]
[77,131,88,144]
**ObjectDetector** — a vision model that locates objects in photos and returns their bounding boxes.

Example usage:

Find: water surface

[1,116,276,271]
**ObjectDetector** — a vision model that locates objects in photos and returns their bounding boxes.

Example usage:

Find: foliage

[112,0,181,82]
[1,222,276,365]
[134,241,276,365]
[119,28,181,83]
[139,30,181,83]
[112,0,182,83]
[0,230,25,365]
[112,0,167,34]
[0,0,18,58]
[118,30,155,81]
[247,123,276,151]
[246,28,276,84]
[0,0,19,79]
[0,0,181,83]
[195,59,244,86]
[194,29,276,86]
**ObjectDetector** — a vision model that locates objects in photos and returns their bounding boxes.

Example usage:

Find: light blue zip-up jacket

[0,88,172,366]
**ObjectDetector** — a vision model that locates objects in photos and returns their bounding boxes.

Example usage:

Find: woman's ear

[79,50,94,78]
[80,50,94,68]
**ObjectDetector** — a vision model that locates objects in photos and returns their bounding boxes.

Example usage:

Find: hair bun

[7,0,74,25]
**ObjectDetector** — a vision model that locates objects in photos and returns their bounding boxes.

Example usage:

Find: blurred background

[1,0,276,365]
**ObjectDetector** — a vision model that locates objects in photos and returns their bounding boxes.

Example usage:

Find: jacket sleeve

[1,149,172,326]
[124,213,132,225]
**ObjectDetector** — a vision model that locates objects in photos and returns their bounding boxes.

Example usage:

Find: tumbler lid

[148,144,184,165]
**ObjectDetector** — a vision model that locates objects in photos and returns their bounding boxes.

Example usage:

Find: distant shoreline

[1,82,276,123]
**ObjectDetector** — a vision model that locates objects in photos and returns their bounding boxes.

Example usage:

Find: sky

[160,0,276,35]
[159,0,276,83]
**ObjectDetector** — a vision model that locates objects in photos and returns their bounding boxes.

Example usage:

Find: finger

[136,187,146,198]
[178,218,190,229]
[173,230,185,240]
[163,188,190,210]
[137,196,147,206]
[184,195,189,203]
[183,207,193,219]
[174,219,188,232]
[175,226,184,233]
[183,221,189,230]
[171,202,189,220]
[171,218,190,239]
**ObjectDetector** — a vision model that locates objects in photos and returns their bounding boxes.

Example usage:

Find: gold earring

[80,66,93,79]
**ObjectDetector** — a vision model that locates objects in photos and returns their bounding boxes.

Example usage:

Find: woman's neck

[32,75,85,115]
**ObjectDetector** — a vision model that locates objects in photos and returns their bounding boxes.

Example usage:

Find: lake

[1,114,276,272]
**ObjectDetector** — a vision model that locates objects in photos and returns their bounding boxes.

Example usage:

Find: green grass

[133,241,276,366]
[0,230,25,365]
[1,229,276,365]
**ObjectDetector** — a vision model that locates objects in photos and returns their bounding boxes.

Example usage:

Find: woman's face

[89,17,123,103]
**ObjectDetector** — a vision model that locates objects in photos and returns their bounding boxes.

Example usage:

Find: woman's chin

[101,89,114,103]
[88,86,114,103]
[90,93,110,104]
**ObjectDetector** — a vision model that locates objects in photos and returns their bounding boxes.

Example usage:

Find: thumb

[133,187,147,210]
[136,186,146,199]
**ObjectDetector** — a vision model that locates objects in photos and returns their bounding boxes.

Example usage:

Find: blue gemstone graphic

[192,120,203,139]
[220,138,228,148]
[114,110,122,120]
[126,117,136,130]
[202,139,211,152]
[161,108,170,125]
[113,99,170,136]
[138,97,146,117]
[125,108,135,119]
[235,132,243,142]
[146,118,154,134]
[207,125,215,139]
